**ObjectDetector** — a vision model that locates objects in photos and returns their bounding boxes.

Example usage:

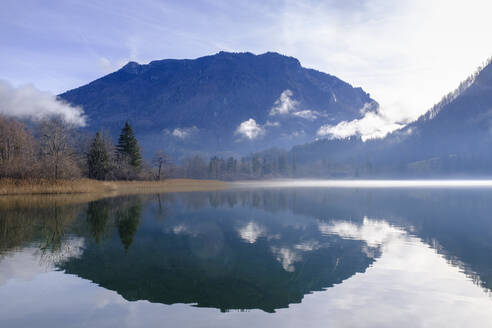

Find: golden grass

[0,178,228,197]
[0,178,102,195]
[0,193,106,210]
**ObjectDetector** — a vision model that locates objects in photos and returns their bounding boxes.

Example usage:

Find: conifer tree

[87,132,109,180]
[117,202,142,252]
[116,122,142,169]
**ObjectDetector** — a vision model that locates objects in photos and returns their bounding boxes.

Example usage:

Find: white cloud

[38,237,85,267]
[269,89,298,116]
[265,120,280,127]
[172,224,188,234]
[269,90,321,121]
[0,237,85,286]
[237,221,265,244]
[169,223,201,237]
[235,118,265,140]
[172,128,189,139]
[318,217,403,247]
[292,110,319,120]
[170,127,198,139]
[0,80,86,126]
[271,246,301,272]
[295,241,320,252]
[290,130,305,138]
[317,106,404,141]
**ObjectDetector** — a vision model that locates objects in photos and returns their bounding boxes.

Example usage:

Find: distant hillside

[59,51,375,158]
[291,58,492,177]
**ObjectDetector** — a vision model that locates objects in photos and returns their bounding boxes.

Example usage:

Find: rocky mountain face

[59,51,375,158]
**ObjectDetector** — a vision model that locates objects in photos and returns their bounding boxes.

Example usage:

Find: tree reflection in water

[1,188,492,313]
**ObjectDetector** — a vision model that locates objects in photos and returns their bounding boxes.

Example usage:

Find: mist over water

[233,179,492,188]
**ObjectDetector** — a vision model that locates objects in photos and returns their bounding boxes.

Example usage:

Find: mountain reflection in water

[1,188,492,327]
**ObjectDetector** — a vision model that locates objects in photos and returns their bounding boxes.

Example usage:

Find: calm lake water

[1,186,492,327]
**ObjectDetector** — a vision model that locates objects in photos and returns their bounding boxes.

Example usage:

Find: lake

[1,185,492,327]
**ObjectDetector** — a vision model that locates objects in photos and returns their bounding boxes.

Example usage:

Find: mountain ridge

[290,57,492,177]
[59,51,376,158]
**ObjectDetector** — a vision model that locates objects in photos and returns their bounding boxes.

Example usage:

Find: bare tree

[39,117,80,180]
[152,150,171,180]
[0,115,35,178]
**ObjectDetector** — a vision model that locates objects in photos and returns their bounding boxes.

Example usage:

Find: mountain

[291,58,492,177]
[59,51,376,158]
[388,59,492,164]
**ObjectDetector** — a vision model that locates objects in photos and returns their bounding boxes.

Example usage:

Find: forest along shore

[0,179,228,196]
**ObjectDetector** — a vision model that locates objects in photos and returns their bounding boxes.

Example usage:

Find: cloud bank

[0,80,86,126]
[317,103,405,141]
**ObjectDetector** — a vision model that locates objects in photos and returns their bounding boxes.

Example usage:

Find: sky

[2,0,492,136]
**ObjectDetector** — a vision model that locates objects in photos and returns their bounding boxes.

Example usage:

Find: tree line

[0,115,83,180]
[183,148,297,180]
[0,115,172,181]
[0,114,302,181]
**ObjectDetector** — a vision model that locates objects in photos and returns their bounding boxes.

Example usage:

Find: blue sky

[2,0,492,136]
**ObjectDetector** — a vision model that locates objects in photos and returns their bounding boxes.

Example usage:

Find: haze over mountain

[59,51,375,158]
[292,58,492,177]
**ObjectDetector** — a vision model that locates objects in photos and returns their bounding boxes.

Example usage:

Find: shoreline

[3,178,492,197]
[0,178,229,196]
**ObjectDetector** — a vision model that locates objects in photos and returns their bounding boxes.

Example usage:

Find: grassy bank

[0,178,228,196]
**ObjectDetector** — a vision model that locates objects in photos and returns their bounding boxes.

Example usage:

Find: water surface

[1,187,492,327]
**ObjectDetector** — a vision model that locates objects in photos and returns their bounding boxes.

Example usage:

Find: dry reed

[0,178,228,197]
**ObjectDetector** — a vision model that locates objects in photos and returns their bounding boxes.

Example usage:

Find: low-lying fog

[233,179,492,188]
